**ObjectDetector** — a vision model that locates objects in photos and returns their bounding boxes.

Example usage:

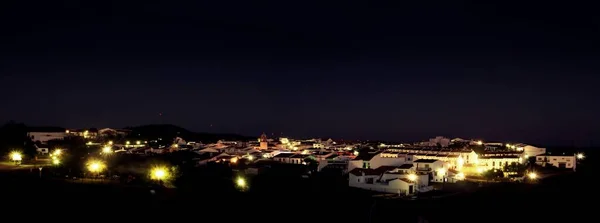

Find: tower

[259,133,268,150]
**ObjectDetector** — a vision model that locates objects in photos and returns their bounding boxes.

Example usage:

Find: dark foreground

[3,159,593,223]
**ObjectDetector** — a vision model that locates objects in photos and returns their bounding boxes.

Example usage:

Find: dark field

[3,150,595,223]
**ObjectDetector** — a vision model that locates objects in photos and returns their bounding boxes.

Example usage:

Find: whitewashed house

[348,166,431,195]
[348,151,412,172]
[536,154,576,170]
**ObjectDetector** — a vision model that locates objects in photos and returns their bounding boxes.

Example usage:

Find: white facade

[28,132,66,143]
[348,169,430,195]
[348,151,410,172]
[536,154,576,170]
[523,145,546,157]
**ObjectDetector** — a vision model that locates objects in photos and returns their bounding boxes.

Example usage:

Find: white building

[535,154,576,170]
[348,151,412,172]
[28,132,66,143]
[348,166,431,195]
[273,153,309,164]
[522,145,547,157]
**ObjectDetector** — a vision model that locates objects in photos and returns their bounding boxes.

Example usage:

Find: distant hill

[124,124,252,143]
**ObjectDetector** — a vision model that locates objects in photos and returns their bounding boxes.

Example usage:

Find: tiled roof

[353,151,381,161]
[414,159,438,163]
[374,165,399,173]
[397,164,414,169]
[273,153,296,158]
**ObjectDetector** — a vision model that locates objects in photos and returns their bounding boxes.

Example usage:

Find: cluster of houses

[26,129,580,195]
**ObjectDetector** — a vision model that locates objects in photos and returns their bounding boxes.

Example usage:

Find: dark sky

[1,0,599,146]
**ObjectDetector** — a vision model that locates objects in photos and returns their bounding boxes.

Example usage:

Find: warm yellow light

[236,177,246,187]
[65,130,70,133]
[528,172,537,179]
[87,160,105,173]
[437,168,446,176]
[87,142,92,145]
[102,146,112,154]
[230,157,238,163]
[577,153,585,160]
[476,168,484,173]
[53,159,60,165]
[136,140,141,145]
[151,167,168,180]
[247,155,254,161]
[126,141,130,145]
[506,143,511,148]
[456,172,465,180]
[407,174,417,181]
[476,141,483,145]
[84,130,89,135]
[53,149,62,156]
[10,152,22,161]
[457,156,464,169]
[108,141,113,145]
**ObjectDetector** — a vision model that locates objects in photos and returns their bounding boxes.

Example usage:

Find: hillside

[125,124,252,143]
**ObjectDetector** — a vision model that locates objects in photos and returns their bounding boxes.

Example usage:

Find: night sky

[1,1,599,146]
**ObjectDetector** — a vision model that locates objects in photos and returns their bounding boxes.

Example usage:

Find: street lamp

[86,160,105,178]
[150,167,169,181]
[10,151,22,165]
[236,176,247,189]
[528,172,537,180]
[52,157,60,165]
[102,146,112,154]
[53,149,62,156]
[577,153,585,160]
[408,174,418,194]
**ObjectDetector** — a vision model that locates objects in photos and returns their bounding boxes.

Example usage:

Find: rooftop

[414,159,438,163]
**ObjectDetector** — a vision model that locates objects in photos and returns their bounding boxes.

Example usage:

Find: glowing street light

[407,173,417,181]
[528,172,537,180]
[136,140,141,145]
[10,152,22,162]
[476,140,483,145]
[577,153,585,160]
[52,157,60,165]
[108,141,113,145]
[102,146,113,154]
[477,168,484,174]
[150,167,169,181]
[247,155,254,161]
[236,177,247,188]
[53,149,62,156]
[87,160,106,173]
[437,168,446,176]
[126,141,130,145]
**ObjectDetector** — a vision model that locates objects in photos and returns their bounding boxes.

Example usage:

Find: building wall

[524,146,546,157]
[370,155,406,169]
[28,132,66,143]
[536,155,576,170]
[349,174,413,195]
[478,157,521,171]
